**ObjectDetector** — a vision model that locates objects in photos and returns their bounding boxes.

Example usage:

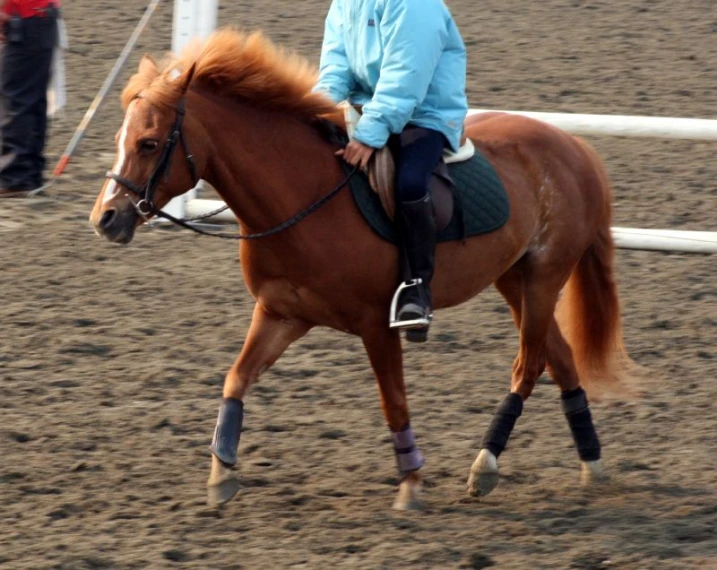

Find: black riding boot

[394,193,437,342]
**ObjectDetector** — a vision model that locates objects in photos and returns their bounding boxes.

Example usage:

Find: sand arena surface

[0,1,715,568]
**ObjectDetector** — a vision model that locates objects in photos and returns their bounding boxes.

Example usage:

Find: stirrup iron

[389,278,433,330]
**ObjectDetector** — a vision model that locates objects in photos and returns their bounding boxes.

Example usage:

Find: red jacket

[3,0,59,18]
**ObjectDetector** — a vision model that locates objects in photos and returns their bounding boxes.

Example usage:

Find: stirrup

[389,279,433,330]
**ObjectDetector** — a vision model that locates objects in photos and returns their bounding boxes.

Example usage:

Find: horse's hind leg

[207,303,311,507]
[468,266,562,497]
[361,323,424,511]
[467,266,605,497]
[544,320,606,485]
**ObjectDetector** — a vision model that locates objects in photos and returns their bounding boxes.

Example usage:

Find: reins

[148,167,357,240]
[105,97,357,240]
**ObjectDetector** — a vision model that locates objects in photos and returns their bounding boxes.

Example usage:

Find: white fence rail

[467,109,717,141]
[612,228,717,254]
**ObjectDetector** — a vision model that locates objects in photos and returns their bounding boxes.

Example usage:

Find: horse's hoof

[393,496,424,511]
[207,475,241,507]
[581,460,609,486]
[207,455,241,507]
[393,479,423,511]
[467,449,499,497]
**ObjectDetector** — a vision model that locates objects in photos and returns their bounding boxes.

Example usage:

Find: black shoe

[0,187,34,199]
[396,281,432,324]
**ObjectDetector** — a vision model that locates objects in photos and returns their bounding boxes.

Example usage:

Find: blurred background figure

[0,0,61,198]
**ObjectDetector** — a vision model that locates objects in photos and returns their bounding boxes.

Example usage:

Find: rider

[313,0,468,337]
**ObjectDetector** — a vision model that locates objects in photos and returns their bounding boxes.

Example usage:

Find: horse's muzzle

[92,206,139,244]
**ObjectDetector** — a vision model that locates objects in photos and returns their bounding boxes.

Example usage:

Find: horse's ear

[180,63,197,94]
[138,55,158,76]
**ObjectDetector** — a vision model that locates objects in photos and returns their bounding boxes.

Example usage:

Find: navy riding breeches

[389,126,447,202]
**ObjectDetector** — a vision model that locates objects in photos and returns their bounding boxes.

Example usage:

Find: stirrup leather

[389,278,434,330]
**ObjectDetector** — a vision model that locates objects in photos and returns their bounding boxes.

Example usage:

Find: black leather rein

[105,97,357,241]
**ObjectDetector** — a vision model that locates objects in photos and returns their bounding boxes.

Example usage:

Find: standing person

[313,0,468,339]
[0,0,59,198]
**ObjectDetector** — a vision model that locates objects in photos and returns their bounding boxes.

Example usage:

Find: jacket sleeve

[313,0,354,104]
[353,0,448,148]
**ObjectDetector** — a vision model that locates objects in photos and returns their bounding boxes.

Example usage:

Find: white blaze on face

[103,100,138,205]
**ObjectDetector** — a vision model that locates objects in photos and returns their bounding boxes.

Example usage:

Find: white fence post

[171,0,218,54]
[163,0,218,219]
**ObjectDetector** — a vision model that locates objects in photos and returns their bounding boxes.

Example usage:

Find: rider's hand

[336,140,375,171]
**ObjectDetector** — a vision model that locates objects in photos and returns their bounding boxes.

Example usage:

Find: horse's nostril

[99,209,117,230]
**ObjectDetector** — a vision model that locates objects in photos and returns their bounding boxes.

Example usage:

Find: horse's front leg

[362,324,424,511]
[207,302,311,506]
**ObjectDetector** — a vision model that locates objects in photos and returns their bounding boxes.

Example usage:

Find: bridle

[106,97,198,221]
[104,96,357,240]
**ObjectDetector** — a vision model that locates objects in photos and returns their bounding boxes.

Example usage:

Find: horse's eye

[139,139,159,153]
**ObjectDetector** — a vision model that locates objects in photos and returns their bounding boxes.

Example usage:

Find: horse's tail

[556,140,636,397]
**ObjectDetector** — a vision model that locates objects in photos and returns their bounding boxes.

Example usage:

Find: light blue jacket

[314,0,468,151]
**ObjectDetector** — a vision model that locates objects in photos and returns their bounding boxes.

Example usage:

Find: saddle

[342,103,476,232]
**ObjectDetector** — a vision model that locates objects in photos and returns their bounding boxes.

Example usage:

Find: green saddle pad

[347,150,510,244]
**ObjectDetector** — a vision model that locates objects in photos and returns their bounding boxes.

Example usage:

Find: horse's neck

[193,94,343,234]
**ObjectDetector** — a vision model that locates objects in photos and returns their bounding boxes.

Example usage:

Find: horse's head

[90,57,198,244]
[91,29,342,244]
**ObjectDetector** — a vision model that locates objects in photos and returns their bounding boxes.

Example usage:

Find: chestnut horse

[90,30,632,510]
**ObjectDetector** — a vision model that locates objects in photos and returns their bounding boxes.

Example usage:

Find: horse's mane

[122,28,341,125]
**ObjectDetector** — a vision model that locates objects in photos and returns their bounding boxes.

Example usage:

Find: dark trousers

[389,126,447,202]
[0,14,57,190]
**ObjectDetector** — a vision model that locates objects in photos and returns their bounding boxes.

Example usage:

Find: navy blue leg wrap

[481,392,524,458]
[561,387,601,461]
[210,398,244,466]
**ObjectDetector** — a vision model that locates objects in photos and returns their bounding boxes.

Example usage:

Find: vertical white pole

[163,0,218,219]
[172,0,218,54]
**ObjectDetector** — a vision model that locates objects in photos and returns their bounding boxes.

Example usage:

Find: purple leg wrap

[392,425,424,474]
